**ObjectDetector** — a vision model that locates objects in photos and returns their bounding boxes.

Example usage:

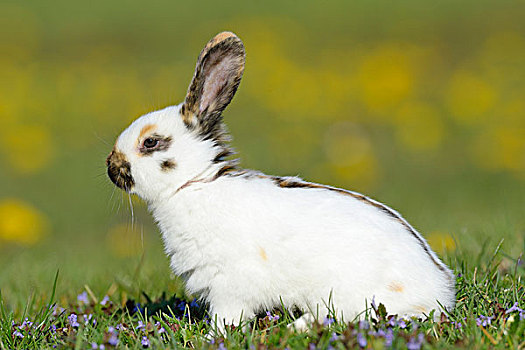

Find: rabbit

[106,31,455,331]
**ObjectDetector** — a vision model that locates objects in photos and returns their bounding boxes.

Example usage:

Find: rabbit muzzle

[106,149,134,192]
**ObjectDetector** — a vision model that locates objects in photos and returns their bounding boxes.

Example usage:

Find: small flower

[190,299,199,308]
[13,330,24,338]
[357,333,367,348]
[83,314,96,326]
[50,324,57,334]
[21,318,32,328]
[265,311,280,322]
[308,343,316,350]
[68,314,80,328]
[453,321,462,329]
[100,295,110,306]
[136,320,145,330]
[330,332,339,342]
[108,333,119,346]
[476,315,493,327]
[178,301,186,311]
[505,302,523,314]
[218,343,227,350]
[398,318,407,329]
[407,333,425,350]
[77,292,89,305]
[384,329,394,347]
[91,342,98,349]
[358,320,369,330]
[141,336,150,347]
[155,322,166,334]
[388,317,397,327]
[323,316,335,326]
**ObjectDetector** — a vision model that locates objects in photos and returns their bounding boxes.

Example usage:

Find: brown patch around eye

[138,134,172,156]
[161,159,176,171]
[139,124,157,139]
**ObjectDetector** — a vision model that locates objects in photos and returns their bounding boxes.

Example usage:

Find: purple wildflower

[108,333,119,346]
[91,342,98,349]
[308,343,316,350]
[141,336,150,347]
[453,321,462,329]
[384,329,394,347]
[505,302,523,314]
[190,299,199,308]
[68,314,80,328]
[476,315,493,327]
[100,295,110,306]
[136,320,145,331]
[357,333,367,348]
[323,316,335,326]
[407,333,425,350]
[218,343,227,350]
[388,317,397,327]
[77,292,89,305]
[358,320,369,330]
[178,301,186,311]
[20,318,33,329]
[84,314,96,326]
[13,330,24,338]
[155,322,165,334]
[330,332,339,342]
[50,324,57,334]
[398,318,407,329]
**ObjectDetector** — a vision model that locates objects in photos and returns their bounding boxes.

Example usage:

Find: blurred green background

[1,0,524,310]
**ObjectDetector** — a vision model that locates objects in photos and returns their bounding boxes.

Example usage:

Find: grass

[1,241,524,349]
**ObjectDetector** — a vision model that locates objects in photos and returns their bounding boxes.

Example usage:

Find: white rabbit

[107,32,455,330]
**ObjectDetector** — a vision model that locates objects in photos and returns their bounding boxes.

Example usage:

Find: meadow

[0,0,524,348]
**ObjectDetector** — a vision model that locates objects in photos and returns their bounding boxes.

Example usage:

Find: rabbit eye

[143,138,158,149]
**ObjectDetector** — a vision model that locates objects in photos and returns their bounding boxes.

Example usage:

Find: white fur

[111,32,455,330]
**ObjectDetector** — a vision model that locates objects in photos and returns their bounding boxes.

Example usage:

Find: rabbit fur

[107,32,455,330]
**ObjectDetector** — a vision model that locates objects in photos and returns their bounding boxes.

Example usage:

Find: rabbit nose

[106,150,135,191]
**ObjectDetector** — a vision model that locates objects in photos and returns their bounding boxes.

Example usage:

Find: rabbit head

[106,32,245,202]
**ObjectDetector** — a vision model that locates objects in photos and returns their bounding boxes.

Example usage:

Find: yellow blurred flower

[472,126,525,174]
[426,231,456,253]
[323,122,378,189]
[0,124,55,174]
[357,45,414,113]
[446,70,497,123]
[395,102,445,151]
[106,223,146,258]
[0,198,47,245]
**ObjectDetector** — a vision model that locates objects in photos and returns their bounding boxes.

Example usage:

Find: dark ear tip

[205,31,244,52]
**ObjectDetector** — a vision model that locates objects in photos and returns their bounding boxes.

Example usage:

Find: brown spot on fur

[259,247,268,261]
[161,159,176,171]
[139,124,157,139]
[388,281,404,293]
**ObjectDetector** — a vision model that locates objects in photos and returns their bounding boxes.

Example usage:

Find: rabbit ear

[181,32,245,130]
